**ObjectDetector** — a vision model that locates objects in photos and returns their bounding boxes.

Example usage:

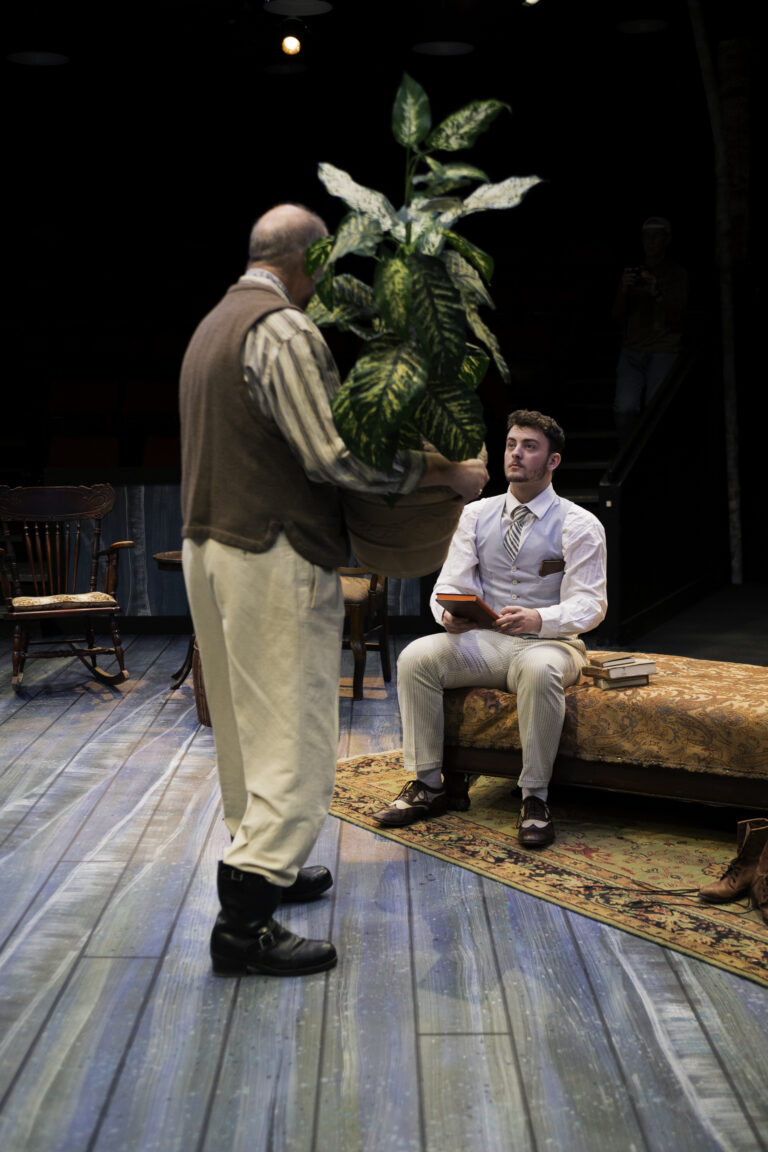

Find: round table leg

[171,634,196,689]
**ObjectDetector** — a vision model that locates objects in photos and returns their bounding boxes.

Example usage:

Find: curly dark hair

[506,410,565,455]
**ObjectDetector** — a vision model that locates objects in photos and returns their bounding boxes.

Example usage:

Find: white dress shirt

[431,484,607,637]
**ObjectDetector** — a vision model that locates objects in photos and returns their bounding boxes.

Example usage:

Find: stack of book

[582,653,657,690]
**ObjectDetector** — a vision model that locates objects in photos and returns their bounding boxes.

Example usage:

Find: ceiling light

[282,34,301,54]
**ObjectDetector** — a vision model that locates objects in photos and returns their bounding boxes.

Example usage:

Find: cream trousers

[398,630,586,791]
[182,535,344,885]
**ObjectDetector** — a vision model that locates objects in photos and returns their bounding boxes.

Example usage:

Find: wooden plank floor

[0,632,767,1152]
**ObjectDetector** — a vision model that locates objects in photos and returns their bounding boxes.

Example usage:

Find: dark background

[3,0,763,581]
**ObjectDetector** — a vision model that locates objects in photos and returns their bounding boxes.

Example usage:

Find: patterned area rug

[331,750,768,988]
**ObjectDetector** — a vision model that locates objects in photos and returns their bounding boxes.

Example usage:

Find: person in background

[613,216,688,442]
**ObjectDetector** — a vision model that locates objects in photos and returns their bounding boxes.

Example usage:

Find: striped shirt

[240,269,424,495]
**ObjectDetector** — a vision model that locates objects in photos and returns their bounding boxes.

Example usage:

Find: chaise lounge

[441,652,768,812]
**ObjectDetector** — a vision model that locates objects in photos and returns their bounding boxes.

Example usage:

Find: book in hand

[436,594,499,628]
[593,674,650,690]
[583,658,658,680]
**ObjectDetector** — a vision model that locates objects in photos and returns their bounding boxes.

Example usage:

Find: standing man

[180,203,487,977]
[613,216,688,443]
[373,410,607,847]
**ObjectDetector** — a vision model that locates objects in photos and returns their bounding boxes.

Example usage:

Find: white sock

[522,787,548,803]
[417,768,444,792]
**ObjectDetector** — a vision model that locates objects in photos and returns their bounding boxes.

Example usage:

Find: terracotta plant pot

[341,486,464,578]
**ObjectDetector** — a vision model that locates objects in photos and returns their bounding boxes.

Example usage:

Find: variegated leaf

[374,257,412,338]
[425,157,489,183]
[413,157,490,196]
[329,213,383,263]
[460,173,541,216]
[409,254,465,381]
[413,380,486,461]
[444,249,494,309]
[306,295,357,329]
[414,220,448,256]
[306,234,333,277]
[396,419,426,451]
[458,347,491,390]
[444,230,495,282]
[314,264,335,310]
[318,162,399,231]
[465,299,510,384]
[392,73,431,148]
[412,195,464,214]
[332,273,378,316]
[332,339,429,470]
[427,98,510,152]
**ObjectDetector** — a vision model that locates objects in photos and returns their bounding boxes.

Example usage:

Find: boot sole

[211,953,338,977]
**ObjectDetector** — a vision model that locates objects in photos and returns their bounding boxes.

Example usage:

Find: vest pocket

[539,558,565,576]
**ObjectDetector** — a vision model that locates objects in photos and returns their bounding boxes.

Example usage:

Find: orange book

[436,594,499,628]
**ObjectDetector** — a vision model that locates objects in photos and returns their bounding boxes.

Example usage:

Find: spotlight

[282,33,301,54]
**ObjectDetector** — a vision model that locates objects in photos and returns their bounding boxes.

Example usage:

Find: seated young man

[373,409,607,847]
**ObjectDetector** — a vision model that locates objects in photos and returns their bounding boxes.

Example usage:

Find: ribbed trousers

[398,630,586,790]
[182,535,344,886]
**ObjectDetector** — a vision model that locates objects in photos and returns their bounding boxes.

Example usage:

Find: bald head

[248,204,327,269]
[247,204,328,308]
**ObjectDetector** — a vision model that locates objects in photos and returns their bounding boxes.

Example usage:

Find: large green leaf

[332,273,377,316]
[427,99,510,152]
[409,254,465,381]
[413,380,486,461]
[458,347,491,390]
[444,230,494,282]
[306,235,333,277]
[413,157,490,196]
[306,295,358,329]
[314,264,335,310]
[395,419,425,451]
[374,257,412,338]
[444,249,494,309]
[392,73,431,148]
[332,339,429,470]
[465,299,511,384]
[317,162,399,231]
[329,213,383,263]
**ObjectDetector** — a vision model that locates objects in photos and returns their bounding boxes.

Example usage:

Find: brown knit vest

[180,281,348,568]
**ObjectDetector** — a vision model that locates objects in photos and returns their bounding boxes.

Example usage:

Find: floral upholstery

[11,591,118,610]
[443,652,768,781]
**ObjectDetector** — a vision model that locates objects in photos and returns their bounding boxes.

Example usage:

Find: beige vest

[180,281,348,568]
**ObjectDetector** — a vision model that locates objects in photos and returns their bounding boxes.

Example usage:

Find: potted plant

[307,74,539,577]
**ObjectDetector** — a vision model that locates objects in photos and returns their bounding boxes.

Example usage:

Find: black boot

[282,865,333,903]
[211,862,337,977]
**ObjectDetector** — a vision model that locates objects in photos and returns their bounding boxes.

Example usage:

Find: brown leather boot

[699,818,768,903]
[751,841,768,926]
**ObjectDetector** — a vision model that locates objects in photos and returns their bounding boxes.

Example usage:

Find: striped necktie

[503,504,531,563]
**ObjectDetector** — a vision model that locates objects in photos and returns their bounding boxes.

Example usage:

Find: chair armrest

[96,540,136,554]
[96,541,135,596]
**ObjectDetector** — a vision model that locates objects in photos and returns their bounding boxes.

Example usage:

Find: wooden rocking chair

[0,484,134,688]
